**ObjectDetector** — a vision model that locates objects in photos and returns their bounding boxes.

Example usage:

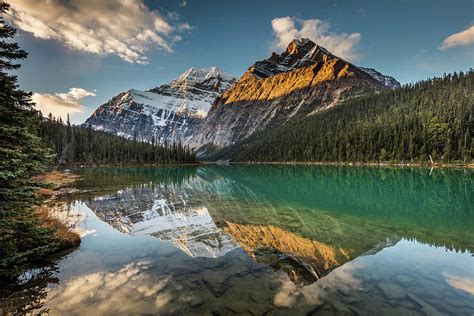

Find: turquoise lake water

[3,165,473,315]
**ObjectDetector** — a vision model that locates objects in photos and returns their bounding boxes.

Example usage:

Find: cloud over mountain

[8,0,190,64]
[271,16,361,61]
[33,87,96,120]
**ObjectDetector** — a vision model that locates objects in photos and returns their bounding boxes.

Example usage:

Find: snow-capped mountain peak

[168,67,236,95]
[248,38,400,89]
[83,67,236,143]
[174,67,234,84]
[250,38,340,79]
[190,38,402,151]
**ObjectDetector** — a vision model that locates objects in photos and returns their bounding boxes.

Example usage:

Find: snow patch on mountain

[360,67,401,89]
[83,67,236,143]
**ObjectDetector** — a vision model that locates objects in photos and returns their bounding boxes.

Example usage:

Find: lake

[3,165,474,315]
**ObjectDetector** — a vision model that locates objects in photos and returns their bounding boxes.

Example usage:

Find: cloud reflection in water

[46,261,174,314]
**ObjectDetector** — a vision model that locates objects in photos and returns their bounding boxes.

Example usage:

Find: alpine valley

[3,1,474,314]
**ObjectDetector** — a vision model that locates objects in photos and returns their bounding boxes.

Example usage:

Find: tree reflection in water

[0,261,59,314]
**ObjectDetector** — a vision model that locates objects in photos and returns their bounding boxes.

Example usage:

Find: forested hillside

[214,71,473,163]
[39,114,197,165]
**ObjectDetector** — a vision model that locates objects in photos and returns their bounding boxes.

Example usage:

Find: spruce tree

[0,2,57,282]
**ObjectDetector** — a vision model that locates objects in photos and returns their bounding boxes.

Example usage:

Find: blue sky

[7,0,474,124]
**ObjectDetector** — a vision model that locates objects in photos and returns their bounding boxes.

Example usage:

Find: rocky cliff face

[190,38,399,152]
[83,67,236,144]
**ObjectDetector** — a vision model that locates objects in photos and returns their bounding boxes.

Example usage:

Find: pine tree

[36,117,198,166]
[0,2,56,282]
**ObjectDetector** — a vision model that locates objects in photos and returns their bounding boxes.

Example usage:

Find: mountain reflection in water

[80,165,473,282]
[2,165,473,315]
[85,184,238,258]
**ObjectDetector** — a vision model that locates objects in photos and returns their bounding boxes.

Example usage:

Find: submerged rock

[407,292,443,316]
[253,246,319,285]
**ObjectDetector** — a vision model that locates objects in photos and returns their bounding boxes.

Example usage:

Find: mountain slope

[191,39,397,152]
[83,67,236,144]
[213,71,473,163]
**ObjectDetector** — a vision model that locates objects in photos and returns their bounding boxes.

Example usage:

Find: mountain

[190,38,398,153]
[214,70,473,163]
[83,67,236,144]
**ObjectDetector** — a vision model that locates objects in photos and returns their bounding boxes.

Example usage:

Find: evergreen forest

[214,71,473,163]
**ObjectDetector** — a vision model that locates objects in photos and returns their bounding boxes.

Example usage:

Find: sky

[5,0,474,124]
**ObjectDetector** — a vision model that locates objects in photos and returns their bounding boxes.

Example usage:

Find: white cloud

[179,23,194,32]
[7,0,191,64]
[32,87,96,121]
[440,25,474,50]
[271,16,361,61]
[55,87,96,104]
[179,0,187,7]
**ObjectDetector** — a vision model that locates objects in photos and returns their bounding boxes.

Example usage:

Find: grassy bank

[34,171,81,250]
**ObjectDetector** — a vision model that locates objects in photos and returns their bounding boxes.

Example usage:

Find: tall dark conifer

[0,2,56,282]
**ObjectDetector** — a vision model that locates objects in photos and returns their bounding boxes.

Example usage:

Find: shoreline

[203,160,474,169]
[34,171,82,251]
[48,161,473,170]
[52,162,202,169]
